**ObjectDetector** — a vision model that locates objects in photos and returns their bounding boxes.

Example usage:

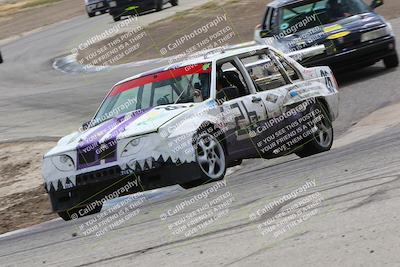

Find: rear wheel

[170,0,178,6]
[57,205,103,221]
[295,103,333,158]
[384,52,399,69]
[156,0,163,11]
[88,12,95,17]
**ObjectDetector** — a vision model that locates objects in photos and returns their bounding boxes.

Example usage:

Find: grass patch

[22,0,61,8]
[0,0,61,17]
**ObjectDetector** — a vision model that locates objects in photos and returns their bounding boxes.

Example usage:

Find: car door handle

[252,97,262,103]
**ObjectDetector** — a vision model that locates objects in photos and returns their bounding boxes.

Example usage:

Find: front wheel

[295,103,333,158]
[87,12,95,17]
[384,52,399,69]
[180,129,226,189]
[170,0,178,6]
[196,131,226,181]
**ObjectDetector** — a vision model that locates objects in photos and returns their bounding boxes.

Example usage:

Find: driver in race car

[194,68,230,102]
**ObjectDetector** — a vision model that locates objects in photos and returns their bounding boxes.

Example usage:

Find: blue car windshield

[276,0,370,33]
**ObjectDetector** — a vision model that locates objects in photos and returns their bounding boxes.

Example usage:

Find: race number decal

[229,102,245,130]
[228,101,258,136]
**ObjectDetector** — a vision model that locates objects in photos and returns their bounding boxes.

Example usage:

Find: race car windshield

[277,0,370,33]
[92,63,212,125]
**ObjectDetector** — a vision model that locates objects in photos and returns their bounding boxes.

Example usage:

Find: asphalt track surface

[1,5,400,267]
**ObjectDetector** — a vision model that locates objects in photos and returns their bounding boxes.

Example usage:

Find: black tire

[155,0,163,11]
[170,0,178,6]
[0,51,3,64]
[383,52,399,69]
[113,15,121,22]
[295,102,333,158]
[180,126,227,189]
[57,205,102,221]
[88,12,95,17]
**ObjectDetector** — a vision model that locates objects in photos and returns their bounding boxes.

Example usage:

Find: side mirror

[370,0,383,9]
[217,86,239,101]
[81,121,91,132]
[259,29,273,38]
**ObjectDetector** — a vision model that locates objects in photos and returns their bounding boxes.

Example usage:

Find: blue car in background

[255,0,398,72]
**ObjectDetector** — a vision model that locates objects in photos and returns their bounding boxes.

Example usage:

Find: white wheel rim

[196,133,225,179]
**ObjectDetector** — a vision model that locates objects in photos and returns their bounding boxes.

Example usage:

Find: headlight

[386,22,394,36]
[361,27,390,43]
[121,138,143,157]
[51,155,75,172]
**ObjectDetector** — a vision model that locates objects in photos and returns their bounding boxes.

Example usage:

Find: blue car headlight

[361,26,390,43]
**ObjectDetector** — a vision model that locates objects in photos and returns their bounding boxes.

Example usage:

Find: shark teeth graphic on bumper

[145,158,153,169]
[125,152,191,173]
[46,150,194,192]
[45,176,76,193]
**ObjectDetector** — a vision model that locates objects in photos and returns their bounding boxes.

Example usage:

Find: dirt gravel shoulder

[0,185,57,234]
[77,0,400,66]
[0,0,84,41]
[0,141,57,234]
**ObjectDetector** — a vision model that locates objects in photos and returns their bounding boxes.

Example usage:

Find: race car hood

[45,104,193,157]
[274,13,387,53]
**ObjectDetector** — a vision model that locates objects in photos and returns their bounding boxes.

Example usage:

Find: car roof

[115,43,271,86]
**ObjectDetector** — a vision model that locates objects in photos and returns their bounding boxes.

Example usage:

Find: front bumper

[47,161,201,212]
[44,131,200,212]
[301,36,396,71]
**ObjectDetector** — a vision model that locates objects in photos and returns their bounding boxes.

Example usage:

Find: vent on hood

[77,139,117,170]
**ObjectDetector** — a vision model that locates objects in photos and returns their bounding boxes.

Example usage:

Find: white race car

[42,44,339,220]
